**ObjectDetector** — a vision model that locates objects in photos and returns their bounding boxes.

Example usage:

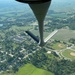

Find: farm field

[62,49,75,60]
[15,64,54,75]
[31,29,75,42]
[31,30,51,39]
[52,29,75,42]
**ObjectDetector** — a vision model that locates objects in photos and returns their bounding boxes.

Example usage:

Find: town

[0,1,75,75]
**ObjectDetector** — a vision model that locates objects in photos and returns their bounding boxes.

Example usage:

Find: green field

[72,46,75,49]
[10,25,33,31]
[51,43,66,50]
[6,25,33,34]
[0,73,13,75]
[62,49,75,60]
[31,30,51,39]
[0,72,14,75]
[31,29,75,42]
[15,64,54,75]
[52,29,75,42]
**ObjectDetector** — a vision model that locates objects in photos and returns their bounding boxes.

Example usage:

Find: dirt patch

[58,44,63,48]
[70,52,75,56]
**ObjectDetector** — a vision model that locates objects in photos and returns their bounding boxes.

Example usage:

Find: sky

[0,0,17,5]
[0,0,74,3]
[0,0,22,5]
[0,0,75,4]
[0,0,15,3]
[0,0,28,7]
[0,0,75,8]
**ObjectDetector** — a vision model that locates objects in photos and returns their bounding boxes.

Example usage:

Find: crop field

[15,64,54,75]
[62,49,75,60]
[52,29,75,42]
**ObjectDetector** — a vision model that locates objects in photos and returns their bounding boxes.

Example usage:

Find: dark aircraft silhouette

[16,0,58,46]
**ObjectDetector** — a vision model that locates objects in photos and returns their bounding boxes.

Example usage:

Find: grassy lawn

[1,17,6,21]
[7,25,33,34]
[10,25,33,31]
[72,46,75,49]
[52,29,75,42]
[62,49,75,60]
[50,13,68,18]
[0,73,13,75]
[15,64,54,75]
[0,72,14,75]
[51,43,66,50]
[0,64,54,75]
[31,30,51,39]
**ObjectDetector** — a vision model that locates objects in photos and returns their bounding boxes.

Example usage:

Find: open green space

[15,64,54,75]
[0,71,14,75]
[0,64,54,75]
[62,49,75,60]
[10,25,33,31]
[7,25,33,34]
[31,30,51,39]
[50,13,68,18]
[51,43,66,50]
[31,29,75,42]
[1,17,7,21]
[52,29,75,42]
[0,73,13,75]
[72,46,75,49]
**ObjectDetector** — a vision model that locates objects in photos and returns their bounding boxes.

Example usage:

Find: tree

[12,65,19,73]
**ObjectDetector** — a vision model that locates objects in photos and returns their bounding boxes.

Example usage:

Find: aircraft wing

[44,30,58,43]
[25,31,39,43]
